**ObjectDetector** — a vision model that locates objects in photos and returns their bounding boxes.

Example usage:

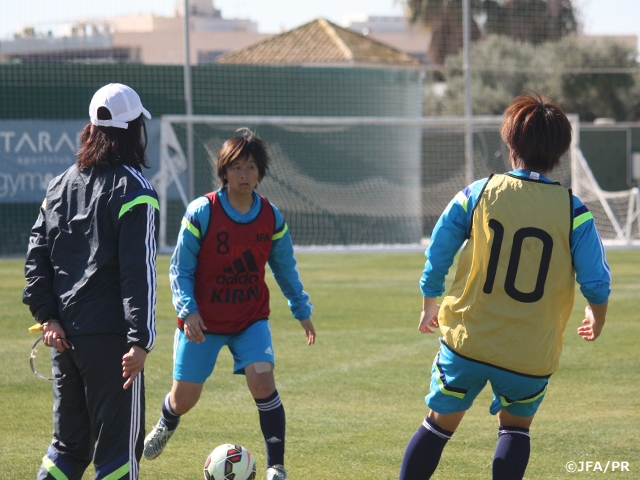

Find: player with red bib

[144,129,315,480]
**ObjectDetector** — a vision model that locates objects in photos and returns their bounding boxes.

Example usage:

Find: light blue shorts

[173,319,275,383]
[425,341,549,418]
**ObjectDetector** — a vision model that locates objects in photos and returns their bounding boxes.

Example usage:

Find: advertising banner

[0,119,160,203]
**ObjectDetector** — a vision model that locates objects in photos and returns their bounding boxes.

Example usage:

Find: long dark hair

[76,106,149,170]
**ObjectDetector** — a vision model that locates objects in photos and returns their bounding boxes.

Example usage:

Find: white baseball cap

[89,83,151,129]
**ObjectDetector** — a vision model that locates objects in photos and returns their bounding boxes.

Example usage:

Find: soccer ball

[204,444,256,480]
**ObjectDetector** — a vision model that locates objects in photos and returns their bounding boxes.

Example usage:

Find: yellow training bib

[439,174,575,376]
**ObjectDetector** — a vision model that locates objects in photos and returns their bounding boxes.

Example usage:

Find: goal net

[154,114,639,250]
[572,149,640,245]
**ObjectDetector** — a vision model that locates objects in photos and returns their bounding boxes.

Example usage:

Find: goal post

[572,148,640,245]
[154,113,639,251]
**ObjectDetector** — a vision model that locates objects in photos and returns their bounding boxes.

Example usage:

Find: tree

[423,34,639,121]
[402,0,578,65]
[403,0,482,65]
[553,37,637,121]
[482,0,577,43]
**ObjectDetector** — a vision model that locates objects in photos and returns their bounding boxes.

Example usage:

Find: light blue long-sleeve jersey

[170,188,313,321]
[421,170,611,305]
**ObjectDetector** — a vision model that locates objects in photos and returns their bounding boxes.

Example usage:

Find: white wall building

[0,0,268,64]
[344,16,433,64]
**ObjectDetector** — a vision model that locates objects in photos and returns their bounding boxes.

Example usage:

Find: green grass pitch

[1,250,638,479]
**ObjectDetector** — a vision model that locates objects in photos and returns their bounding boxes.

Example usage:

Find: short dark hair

[500,92,572,173]
[76,107,149,171]
[217,129,270,186]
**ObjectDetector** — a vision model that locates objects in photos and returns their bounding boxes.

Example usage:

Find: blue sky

[1,0,639,42]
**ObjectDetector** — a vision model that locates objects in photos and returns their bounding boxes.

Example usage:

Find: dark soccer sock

[399,417,454,480]
[160,393,181,431]
[492,425,531,480]
[255,390,286,467]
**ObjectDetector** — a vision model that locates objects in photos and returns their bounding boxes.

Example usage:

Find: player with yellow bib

[399,93,610,480]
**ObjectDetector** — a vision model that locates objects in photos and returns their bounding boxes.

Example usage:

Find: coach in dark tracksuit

[23,84,158,480]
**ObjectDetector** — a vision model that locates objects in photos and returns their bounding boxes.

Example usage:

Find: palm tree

[403,0,482,66]
[483,0,577,43]
[402,0,577,65]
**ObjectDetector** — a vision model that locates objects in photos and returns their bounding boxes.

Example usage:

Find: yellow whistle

[29,323,43,333]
